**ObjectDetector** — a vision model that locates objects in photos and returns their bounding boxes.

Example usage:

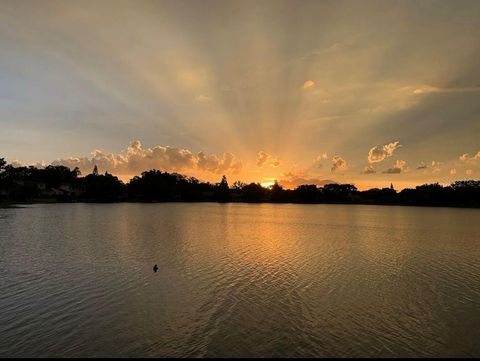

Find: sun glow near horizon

[260,180,276,188]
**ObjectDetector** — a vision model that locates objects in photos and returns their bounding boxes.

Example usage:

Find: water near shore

[1,203,480,357]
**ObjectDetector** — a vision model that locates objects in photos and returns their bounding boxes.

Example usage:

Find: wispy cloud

[194,94,213,103]
[411,85,480,95]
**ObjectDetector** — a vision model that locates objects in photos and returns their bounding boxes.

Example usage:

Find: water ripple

[1,203,480,357]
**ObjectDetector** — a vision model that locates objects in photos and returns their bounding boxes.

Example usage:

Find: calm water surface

[1,203,480,357]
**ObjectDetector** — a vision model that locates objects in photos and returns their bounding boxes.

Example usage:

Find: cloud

[362,165,376,174]
[331,155,348,172]
[10,160,23,167]
[10,160,47,169]
[256,151,281,168]
[412,85,441,94]
[431,161,441,173]
[412,85,480,95]
[313,152,328,168]
[36,161,47,168]
[194,94,212,103]
[52,140,243,176]
[382,160,406,174]
[450,168,457,175]
[367,141,401,163]
[270,160,281,167]
[459,150,480,162]
[256,151,269,167]
[383,167,400,174]
[303,80,315,89]
[278,172,336,189]
[197,151,242,174]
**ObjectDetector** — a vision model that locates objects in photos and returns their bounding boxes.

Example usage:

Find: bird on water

[153,264,158,273]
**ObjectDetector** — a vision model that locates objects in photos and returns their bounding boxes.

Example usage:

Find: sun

[260,180,275,188]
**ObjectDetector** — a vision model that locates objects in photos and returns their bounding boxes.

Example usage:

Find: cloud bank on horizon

[0,0,479,189]
[49,140,242,179]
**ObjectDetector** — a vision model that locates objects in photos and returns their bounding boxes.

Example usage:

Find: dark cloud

[382,160,406,174]
[362,165,376,174]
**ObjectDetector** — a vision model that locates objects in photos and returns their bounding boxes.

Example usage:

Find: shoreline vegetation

[0,158,479,208]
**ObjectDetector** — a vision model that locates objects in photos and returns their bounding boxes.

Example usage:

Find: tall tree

[216,175,230,201]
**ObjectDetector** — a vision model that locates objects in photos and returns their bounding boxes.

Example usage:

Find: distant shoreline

[2,199,479,209]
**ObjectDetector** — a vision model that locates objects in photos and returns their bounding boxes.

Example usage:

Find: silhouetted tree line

[1,158,479,207]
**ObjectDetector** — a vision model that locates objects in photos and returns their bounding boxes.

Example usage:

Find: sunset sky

[1,0,479,189]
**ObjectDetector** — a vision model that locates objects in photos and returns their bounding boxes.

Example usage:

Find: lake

[1,203,480,357]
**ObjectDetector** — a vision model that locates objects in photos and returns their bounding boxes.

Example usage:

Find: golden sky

[1,0,479,189]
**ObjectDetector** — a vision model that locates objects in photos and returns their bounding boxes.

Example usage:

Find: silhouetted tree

[293,184,319,203]
[215,175,230,202]
[449,180,480,206]
[127,170,215,201]
[83,172,125,201]
[0,158,7,198]
[242,183,266,202]
[43,165,78,189]
[232,181,246,190]
[322,183,358,203]
[270,180,286,202]
[361,187,397,205]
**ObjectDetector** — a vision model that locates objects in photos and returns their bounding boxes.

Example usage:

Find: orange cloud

[256,151,281,168]
[331,155,348,172]
[459,151,480,162]
[303,80,315,89]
